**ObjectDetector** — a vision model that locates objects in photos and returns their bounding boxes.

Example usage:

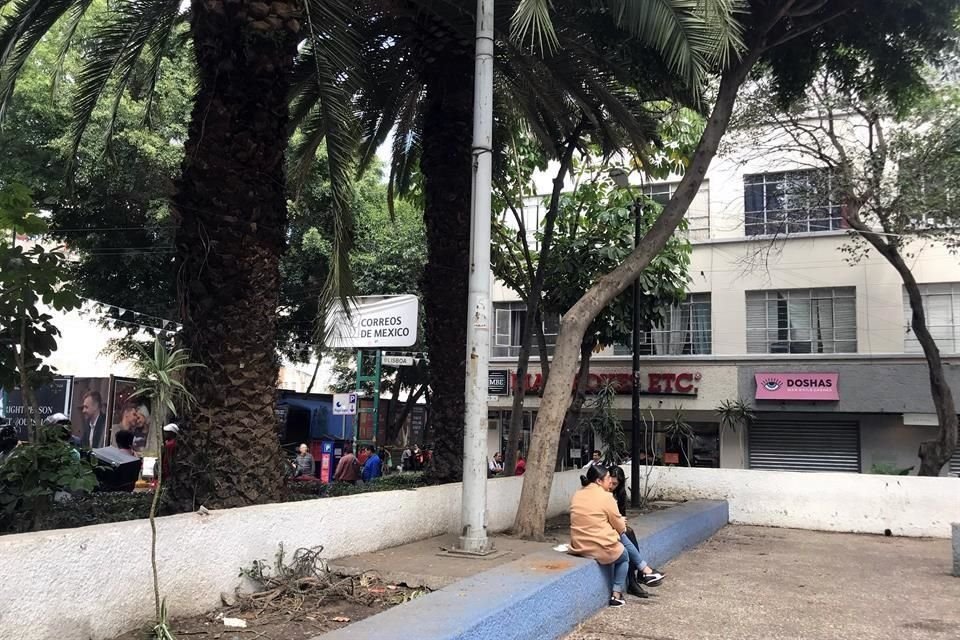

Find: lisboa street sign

[325,295,419,349]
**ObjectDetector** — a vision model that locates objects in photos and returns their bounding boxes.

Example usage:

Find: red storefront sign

[754,372,839,401]
[510,371,700,396]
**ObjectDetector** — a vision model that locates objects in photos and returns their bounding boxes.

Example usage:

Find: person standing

[334,443,360,483]
[295,443,315,477]
[514,451,526,476]
[80,390,106,449]
[361,445,382,483]
[161,423,179,479]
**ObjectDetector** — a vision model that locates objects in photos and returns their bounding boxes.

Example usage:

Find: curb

[312,499,729,640]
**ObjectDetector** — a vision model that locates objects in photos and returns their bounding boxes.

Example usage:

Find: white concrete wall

[0,471,583,640]
[641,465,958,538]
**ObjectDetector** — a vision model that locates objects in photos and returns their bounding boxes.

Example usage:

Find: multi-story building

[487,137,960,476]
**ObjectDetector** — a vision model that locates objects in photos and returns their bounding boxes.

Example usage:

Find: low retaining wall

[638,465,958,538]
[315,500,729,640]
[0,471,583,640]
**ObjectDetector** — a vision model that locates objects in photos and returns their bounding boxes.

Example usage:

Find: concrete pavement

[565,525,960,640]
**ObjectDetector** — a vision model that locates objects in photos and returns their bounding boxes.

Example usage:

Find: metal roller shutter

[749,419,860,473]
[950,446,960,476]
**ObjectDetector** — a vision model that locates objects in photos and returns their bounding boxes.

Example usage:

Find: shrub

[0,426,97,533]
[322,472,428,498]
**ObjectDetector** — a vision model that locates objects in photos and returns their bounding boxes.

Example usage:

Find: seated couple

[569,464,665,608]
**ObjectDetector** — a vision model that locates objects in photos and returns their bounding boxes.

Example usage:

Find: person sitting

[116,429,138,458]
[609,466,665,596]
[488,451,503,476]
[569,464,630,607]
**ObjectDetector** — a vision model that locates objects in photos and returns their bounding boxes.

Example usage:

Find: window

[744,170,844,236]
[493,302,559,358]
[746,288,857,354]
[904,283,960,354]
[614,293,712,356]
[642,181,710,241]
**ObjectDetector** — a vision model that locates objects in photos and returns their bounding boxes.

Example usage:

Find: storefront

[486,363,737,469]
[739,363,960,476]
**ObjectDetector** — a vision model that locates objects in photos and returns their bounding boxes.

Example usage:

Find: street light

[610,168,642,509]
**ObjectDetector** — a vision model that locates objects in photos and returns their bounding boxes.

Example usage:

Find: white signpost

[332,392,358,439]
[332,393,357,416]
[382,355,415,367]
[325,295,419,349]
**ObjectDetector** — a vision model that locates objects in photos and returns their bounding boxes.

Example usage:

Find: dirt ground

[565,525,960,640]
[112,573,426,640]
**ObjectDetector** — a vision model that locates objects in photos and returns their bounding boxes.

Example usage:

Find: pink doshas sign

[755,373,839,401]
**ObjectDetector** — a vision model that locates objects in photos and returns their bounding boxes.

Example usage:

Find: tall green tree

[290,0,741,481]
[0,0,357,508]
[512,0,960,539]
[730,74,960,475]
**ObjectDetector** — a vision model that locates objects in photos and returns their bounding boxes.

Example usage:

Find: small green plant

[580,380,628,465]
[869,463,914,476]
[716,398,755,433]
[132,338,201,640]
[664,406,694,466]
[0,425,97,533]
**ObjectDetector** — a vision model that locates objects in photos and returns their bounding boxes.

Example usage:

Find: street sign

[325,295,419,348]
[332,393,357,416]
[488,369,509,396]
[382,355,415,367]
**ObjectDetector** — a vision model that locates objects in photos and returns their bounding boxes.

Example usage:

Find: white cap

[43,413,71,425]
[162,423,180,433]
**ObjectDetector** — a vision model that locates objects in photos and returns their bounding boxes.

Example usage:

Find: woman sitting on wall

[568,464,631,607]
[609,466,665,597]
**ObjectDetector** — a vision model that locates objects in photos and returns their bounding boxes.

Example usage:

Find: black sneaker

[641,570,664,587]
[627,580,650,598]
[608,597,625,608]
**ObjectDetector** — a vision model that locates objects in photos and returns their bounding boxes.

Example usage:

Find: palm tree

[288,0,741,481]
[0,0,356,508]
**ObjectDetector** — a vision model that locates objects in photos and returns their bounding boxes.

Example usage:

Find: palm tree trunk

[419,53,474,483]
[170,0,302,509]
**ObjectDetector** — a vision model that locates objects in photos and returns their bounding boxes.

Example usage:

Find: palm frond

[50,0,94,100]
[292,0,360,303]
[0,0,89,122]
[511,0,560,52]
[68,0,182,164]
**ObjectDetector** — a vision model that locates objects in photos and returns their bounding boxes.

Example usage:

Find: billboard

[325,295,419,348]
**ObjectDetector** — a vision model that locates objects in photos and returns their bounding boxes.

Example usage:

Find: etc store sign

[754,373,839,401]
[511,371,701,396]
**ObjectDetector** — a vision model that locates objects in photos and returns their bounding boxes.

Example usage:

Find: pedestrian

[582,449,602,469]
[609,466,665,596]
[514,450,526,476]
[357,445,370,467]
[488,451,504,476]
[568,464,629,607]
[333,443,360,483]
[361,445,382,483]
[412,443,425,471]
[401,444,413,471]
[295,443,315,477]
[0,420,20,466]
[161,423,179,479]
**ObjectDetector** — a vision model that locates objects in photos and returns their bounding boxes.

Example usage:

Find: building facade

[487,136,960,476]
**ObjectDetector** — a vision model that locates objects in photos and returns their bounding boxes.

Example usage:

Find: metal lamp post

[610,169,642,508]
[457,0,495,555]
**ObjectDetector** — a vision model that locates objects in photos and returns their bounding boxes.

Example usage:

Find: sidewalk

[565,525,960,640]
[329,530,565,590]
